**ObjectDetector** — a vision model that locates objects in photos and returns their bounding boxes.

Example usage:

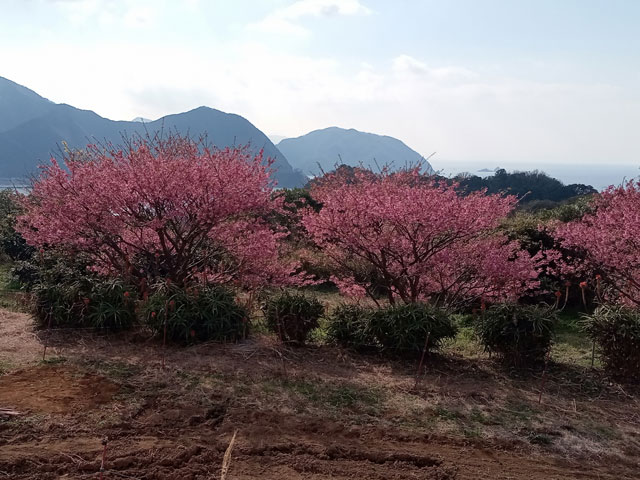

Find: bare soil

[0,308,638,479]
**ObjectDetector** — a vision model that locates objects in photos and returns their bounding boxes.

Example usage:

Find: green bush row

[19,254,640,380]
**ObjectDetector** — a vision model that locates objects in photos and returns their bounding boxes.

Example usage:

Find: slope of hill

[0,77,305,187]
[277,127,434,176]
[0,77,55,132]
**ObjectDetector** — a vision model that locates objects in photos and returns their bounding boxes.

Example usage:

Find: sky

[1,0,639,172]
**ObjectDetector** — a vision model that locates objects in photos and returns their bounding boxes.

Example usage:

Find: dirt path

[0,309,638,479]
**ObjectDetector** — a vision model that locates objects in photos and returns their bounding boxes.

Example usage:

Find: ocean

[431,162,640,192]
[2,163,639,193]
[0,179,30,195]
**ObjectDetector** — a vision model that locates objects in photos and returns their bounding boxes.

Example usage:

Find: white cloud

[123,6,155,27]
[393,54,428,75]
[47,0,156,28]
[248,0,372,36]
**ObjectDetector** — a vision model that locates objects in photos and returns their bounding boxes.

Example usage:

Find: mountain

[0,77,55,132]
[277,127,434,176]
[0,77,305,187]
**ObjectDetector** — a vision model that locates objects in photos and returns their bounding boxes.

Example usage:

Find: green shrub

[264,292,324,345]
[476,303,556,366]
[143,284,247,344]
[584,305,640,379]
[326,303,377,351]
[32,281,85,328]
[368,303,457,355]
[327,302,456,355]
[32,276,136,331]
[85,279,137,330]
[11,260,40,289]
[0,191,34,262]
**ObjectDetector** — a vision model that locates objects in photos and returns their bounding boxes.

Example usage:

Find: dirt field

[1,308,639,479]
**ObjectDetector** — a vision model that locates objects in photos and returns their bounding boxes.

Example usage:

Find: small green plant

[143,283,247,344]
[584,305,640,380]
[368,303,457,355]
[476,303,556,366]
[264,292,324,345]
[326,303,377,351]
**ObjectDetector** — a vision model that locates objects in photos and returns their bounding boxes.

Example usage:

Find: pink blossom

[557,181,640,305]
[18,135,306,290]
[302,168,540,308]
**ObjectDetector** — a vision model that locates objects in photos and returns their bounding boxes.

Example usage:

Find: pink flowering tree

[557,181,640,305]
[18,135,303,289]
[302,168,540,309]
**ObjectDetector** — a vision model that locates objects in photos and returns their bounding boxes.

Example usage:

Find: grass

[267,377,383,414]
[81,358,141,380]
[441,326,485,358]
[40,356,67,366]
[434,405,462,421]
[0,358,13,375]
[552,309,600,367]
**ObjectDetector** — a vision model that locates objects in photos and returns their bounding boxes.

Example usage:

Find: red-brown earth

[0,308,638,479]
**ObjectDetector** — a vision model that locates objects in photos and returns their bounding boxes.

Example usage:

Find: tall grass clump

[326,303,377,351]
[476,303,556,366]
[369,303,457,355]
[584,305,640,380]
[33,275,136,331]
[264,291,324,345]
[143,284,248,344]
[327,302,456,356]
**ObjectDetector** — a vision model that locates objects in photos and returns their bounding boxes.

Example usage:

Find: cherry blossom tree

[557,181,640,305]
[302,168,540,308]
[18,135,302,289]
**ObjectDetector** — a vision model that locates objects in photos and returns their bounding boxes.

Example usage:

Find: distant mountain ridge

[277,127,434,176]
[0,76,306,187]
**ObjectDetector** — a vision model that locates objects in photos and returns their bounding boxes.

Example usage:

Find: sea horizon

[433,161,640,191]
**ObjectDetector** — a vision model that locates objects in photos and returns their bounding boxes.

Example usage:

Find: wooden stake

[414,331,431,390]
[162,300,168,370]
[99,436,108,480]
[220,430,238,480]
[42,307,53,361]
[538,352,551,404]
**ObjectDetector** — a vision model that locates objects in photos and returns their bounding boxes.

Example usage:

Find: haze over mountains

[0,76,435,187]
[278,127,434,176]
[0,76,304,187]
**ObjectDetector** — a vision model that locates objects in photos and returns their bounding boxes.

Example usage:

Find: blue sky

[1,0,639,170]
